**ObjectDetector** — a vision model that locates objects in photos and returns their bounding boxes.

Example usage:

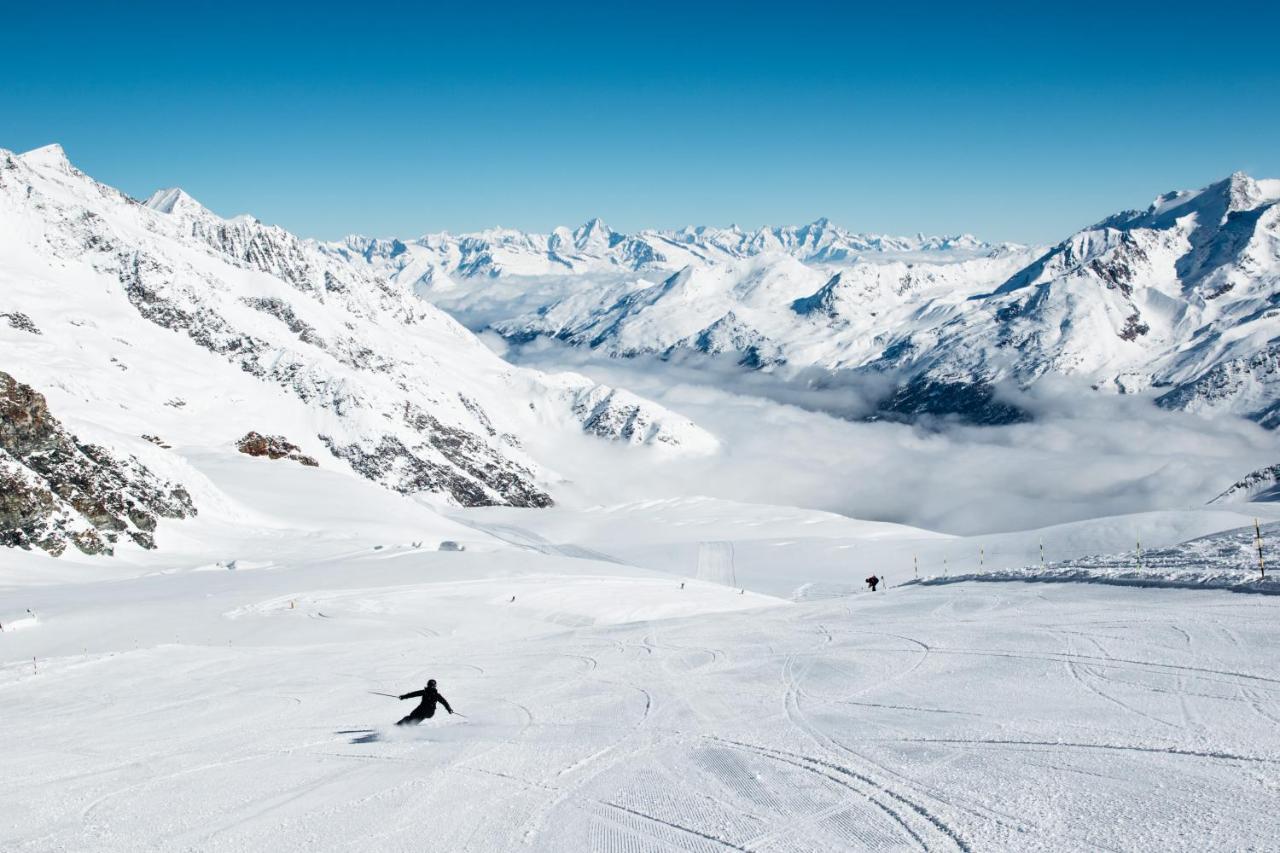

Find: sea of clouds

[492,336,1280,536]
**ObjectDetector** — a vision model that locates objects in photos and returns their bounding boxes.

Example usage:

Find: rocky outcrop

[236,432,319,467]
[318,433,552,506]
[0,371,195,556]
[1,312,41,334]
[791,274,843,318]
[1156,342,1280,428]
[567,385,719,452]
[1209,463,1280,504]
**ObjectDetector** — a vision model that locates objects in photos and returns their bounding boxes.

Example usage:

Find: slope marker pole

[913,554,918,579]
[1039,538,1045,566]
[1257,519,1266,580]
[1136,537,1143,570]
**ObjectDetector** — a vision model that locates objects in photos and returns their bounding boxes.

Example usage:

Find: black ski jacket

[399,685,453,716]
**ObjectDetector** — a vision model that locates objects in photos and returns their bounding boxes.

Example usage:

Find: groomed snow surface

[5,501,1280,851]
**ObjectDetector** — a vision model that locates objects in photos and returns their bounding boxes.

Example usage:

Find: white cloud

[512,341,1280,535]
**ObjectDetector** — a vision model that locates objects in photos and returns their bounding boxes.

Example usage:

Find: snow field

[3,547,1279,851]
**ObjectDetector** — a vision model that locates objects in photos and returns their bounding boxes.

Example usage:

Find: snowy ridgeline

[911,520,1277,594]
[1211,462,1280,504]
[334,173,1280,427]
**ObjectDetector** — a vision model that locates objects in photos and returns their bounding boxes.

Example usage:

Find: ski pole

[368,691,400,699]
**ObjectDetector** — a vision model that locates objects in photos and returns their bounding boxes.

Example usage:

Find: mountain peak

[143,187,210,217]
[1223,170,1263,212]
[19,143,73,172]
[572,217,614,251]
[575,216,610,235]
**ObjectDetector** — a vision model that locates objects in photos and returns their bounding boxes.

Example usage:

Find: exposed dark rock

[241,296,326,348]
[791,274,843,317]
[458,395,498,437]
[1156,342,1280,427]
[320,432,552,508]
[574,391,657,444]
[1,312,41,334]
[236,431,319,467]
[0,466,69,555]
[0,370,196,556]
[401,405,553,506]
[1119,312,1150,341]
[1088,234,1147,296]
[874,377,1032,426]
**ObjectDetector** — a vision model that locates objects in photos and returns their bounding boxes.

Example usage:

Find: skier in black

[866,575,880,592]
[396,678,454,725]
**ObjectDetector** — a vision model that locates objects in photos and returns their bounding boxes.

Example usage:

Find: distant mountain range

[330,172,1280,426]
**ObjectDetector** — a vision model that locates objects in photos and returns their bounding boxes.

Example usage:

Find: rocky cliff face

[0,371,195,555]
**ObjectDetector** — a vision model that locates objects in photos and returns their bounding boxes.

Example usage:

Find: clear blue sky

[3,1,1278,243]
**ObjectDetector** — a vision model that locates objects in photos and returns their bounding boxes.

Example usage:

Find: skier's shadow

[337,728,381,744]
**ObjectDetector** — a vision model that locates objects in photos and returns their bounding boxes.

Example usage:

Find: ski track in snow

[3,566,1280,851]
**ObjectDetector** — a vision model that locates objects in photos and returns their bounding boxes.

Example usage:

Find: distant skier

[866,575,880,592]
[396,679,454,725]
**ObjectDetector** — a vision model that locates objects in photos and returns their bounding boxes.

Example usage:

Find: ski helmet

[427,679,437,688]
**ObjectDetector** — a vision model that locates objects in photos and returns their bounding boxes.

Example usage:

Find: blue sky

[3,1,1278,243]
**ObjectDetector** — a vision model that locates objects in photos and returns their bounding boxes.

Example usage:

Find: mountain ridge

[0,144,717,556]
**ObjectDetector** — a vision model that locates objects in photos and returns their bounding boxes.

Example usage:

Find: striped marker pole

[1257,519,1266,580]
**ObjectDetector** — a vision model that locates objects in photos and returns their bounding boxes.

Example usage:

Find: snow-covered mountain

[1210,462,1280,504]
[335,173,1280,426]
[325,217,1009,285]
[0,145,715,556]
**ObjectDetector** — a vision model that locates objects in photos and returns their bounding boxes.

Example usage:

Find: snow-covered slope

[913,519,1277,594]
[336,174,1280,426]
[7,527,1280,850]
[0,145,714,556]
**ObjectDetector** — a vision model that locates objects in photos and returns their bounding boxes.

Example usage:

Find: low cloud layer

[496,337,1280,536]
